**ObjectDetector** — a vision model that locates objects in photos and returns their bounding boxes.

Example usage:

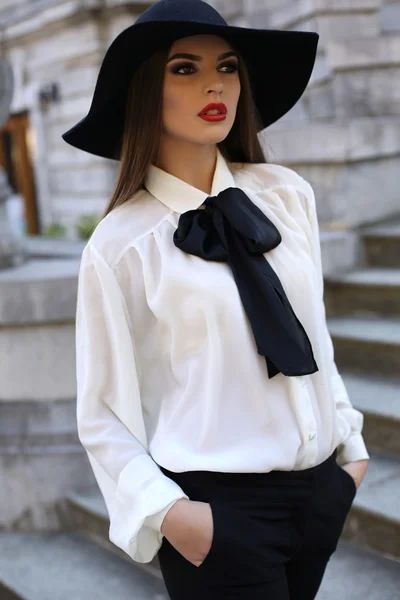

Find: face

[162,34,241,146]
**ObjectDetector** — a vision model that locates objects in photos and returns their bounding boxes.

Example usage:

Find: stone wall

[255,0,400,232]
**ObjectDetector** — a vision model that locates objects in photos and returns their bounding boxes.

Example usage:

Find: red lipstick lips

[198,102,227,122]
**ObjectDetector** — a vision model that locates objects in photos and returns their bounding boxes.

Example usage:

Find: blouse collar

[144,148,236,214]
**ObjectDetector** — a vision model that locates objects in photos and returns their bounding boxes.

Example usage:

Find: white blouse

[75,148,369,564]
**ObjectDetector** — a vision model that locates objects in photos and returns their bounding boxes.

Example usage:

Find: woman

[63,1,370,598]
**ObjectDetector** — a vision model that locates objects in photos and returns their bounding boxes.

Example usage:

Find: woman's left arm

[296,175,370,489]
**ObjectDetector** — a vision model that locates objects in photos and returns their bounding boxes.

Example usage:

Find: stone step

[0,530,398,600]
[343,450,400,561]
[0,531,168,600]
[361,223,400,267]
[325,267,400,317]
[63,488,162,571]
[341,371,400,456]
[318,538,400,599]
[327,315,400,376]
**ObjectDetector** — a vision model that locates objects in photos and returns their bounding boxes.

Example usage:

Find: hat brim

[62,21,319,160]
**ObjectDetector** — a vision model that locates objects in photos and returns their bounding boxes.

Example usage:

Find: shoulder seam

[85,241,114,271]
[112,211,173,268]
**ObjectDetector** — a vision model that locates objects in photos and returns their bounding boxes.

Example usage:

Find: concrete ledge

[0,398,79,453]
[23,236,85,259]
[0,259,80,325]
[0,323,76,401]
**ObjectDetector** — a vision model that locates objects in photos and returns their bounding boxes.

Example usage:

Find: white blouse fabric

[75,148,369,564]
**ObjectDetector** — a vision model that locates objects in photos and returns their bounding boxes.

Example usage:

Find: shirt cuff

[336,432,370,466]
[145,498,186,533]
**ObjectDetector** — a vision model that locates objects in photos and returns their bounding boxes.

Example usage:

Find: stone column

[0,58,25,269]
[0,168,25,268]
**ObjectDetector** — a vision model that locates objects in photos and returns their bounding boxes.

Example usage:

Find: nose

[204,76,224,97]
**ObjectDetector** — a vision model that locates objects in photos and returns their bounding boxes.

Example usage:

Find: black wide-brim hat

[62,0,319,161]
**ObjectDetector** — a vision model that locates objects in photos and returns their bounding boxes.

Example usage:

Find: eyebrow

[167,51,239,63]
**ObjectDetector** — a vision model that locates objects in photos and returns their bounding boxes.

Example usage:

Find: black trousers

[157,448,357,599]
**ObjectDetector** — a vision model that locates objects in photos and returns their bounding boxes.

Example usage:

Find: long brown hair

[102,40,267,219]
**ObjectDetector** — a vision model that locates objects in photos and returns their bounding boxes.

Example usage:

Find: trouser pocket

[337,464,357,501]
[195,500,219,571]
[158,500,222,575]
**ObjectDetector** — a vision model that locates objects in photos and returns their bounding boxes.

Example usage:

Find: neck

[155,138,217,195]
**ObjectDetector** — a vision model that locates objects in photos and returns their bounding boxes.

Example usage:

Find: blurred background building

[0,2,399,599]
[1,0,400,241]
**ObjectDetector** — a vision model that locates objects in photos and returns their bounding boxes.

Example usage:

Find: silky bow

[173,187,318,379]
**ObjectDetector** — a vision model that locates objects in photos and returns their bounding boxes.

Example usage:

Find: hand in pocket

[161,498,214,567]
[339,458,369,492]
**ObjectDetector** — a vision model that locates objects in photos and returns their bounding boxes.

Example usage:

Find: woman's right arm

[75,242,192,563]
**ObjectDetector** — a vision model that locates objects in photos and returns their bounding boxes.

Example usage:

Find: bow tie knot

[201,188,282,256]
[173,187,318,379]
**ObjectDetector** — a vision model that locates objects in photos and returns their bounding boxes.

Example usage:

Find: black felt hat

[62,0,319,160]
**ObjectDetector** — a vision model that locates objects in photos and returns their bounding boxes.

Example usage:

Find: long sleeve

[75,242,189,563]
[296,177,370,466]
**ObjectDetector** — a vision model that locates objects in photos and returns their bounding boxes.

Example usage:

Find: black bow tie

[173,187,318,379]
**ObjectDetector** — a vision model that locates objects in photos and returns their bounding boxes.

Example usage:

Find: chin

[204,131,231,144]
[195,126,232,144]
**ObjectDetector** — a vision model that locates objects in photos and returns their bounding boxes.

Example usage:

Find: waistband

[158,448,338,485]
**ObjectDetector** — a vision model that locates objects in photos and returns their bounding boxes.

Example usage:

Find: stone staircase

[324,220,400,567]
[0,531,168,600]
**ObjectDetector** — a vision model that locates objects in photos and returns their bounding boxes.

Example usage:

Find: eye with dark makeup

[170,61,239,75]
